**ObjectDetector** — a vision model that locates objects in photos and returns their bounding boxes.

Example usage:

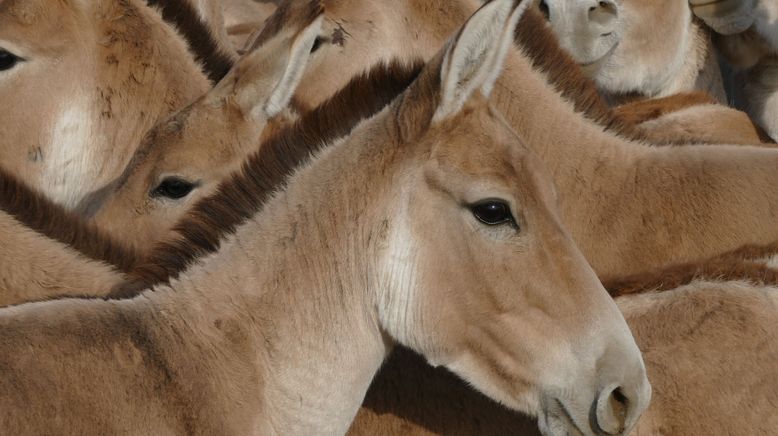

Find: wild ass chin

[537,0,726,103]
[277,0,778,279]
[0,0,209,209]
[349,277,778,436]
[0,2,649,435]
[349,234,778,435]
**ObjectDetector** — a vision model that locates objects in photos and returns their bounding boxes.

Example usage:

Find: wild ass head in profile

[82,0,325,252]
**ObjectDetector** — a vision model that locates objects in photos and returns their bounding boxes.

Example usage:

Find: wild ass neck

[456,4,778,277]
[144,111,404,434]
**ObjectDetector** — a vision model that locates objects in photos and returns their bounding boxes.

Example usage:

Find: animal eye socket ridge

[0,49,22,72]
[151,177,197,200]
[470,200,517,227]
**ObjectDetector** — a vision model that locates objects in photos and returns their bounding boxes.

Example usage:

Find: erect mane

[0,168,140,273]
[515,7,695,146]
[146,0,235,83]
[604,242,778,296]
[114,59,424,296]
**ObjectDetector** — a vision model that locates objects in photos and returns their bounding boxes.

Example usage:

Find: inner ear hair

[263,15,324,118]
[433,0,529,121]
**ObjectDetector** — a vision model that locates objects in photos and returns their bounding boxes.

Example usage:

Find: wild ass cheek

[375,199,425,348]
[43,98,98,208]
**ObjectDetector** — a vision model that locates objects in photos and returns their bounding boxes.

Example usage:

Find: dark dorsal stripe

[0,168,140,273]
[112,60,425,297]
[146,0,235,83]
[604,242,778,296]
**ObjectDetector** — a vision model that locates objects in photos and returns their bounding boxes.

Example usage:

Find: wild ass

[0,0,211,208]
[0,2,650,435]
[79,0,324,251]
[535,0,727,103]
[80,3,419,255]
[266,0,778,279]
[349,277,778,436]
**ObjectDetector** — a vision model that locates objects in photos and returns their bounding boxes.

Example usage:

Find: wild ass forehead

[0,0,51,23]
[0,0,80,45]
[429,104,519,167]
[423,103,555,204]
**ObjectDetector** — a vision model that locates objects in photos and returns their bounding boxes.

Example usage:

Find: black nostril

[612,387,628,408]
[591,386,629,435]
[589,0,618,24]
[538,0,550,19]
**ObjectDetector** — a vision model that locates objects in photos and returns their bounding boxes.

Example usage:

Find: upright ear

[264,15,322,117]
[228,9,323,120]
[433,0,529,122]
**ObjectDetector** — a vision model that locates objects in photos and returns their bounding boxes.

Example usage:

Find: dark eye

[311,36,325,53]
[150,177,196,200]
[471,200,516,226]
[538,0,550,19]
[0,49,22,72]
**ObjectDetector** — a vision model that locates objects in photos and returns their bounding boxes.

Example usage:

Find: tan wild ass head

[0,0,209,208]
[342,0,650,432]
[84,0,325,252]
[538,0,726,101]
[0,3,650,433]
[114,1,651,433]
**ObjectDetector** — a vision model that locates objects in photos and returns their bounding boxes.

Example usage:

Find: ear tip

[434,0,529,122]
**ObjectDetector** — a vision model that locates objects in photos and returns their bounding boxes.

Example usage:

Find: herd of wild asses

[1,0,777,434]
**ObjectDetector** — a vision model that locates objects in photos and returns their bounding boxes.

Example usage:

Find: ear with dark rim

[433,0,529,122]
[228,10,324,120]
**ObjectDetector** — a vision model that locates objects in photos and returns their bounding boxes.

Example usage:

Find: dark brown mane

[515,7,689,146]
[113,59,424,296]
[146,0,235,83]
[0,168,140,273]
[604,241,778,297]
